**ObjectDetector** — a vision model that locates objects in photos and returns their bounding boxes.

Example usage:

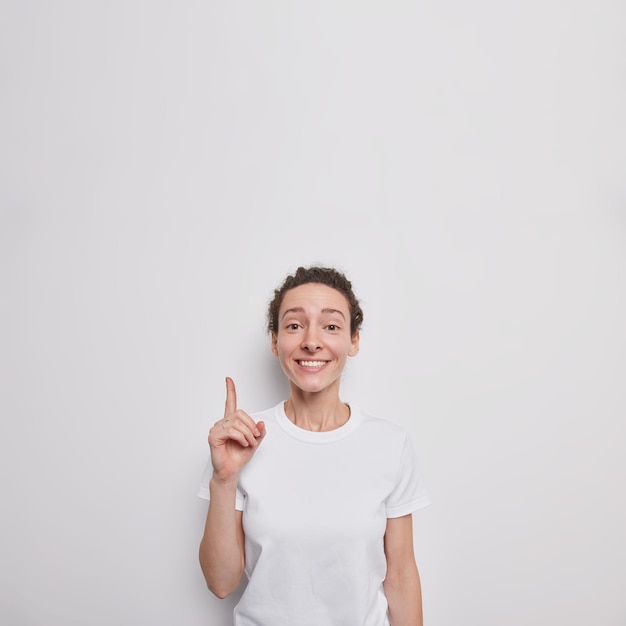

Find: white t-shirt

[198,402,430,626]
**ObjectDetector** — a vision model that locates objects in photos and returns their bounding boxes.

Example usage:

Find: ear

[348,331,360,357]
[271,331,279,357]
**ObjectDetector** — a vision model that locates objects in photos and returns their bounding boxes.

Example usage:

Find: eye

[326,324,339,331]
[286,323,301,330]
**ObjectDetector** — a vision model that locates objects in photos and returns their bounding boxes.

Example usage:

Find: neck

[284,384,350,432]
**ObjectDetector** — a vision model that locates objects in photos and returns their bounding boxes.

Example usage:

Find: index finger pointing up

[224,376,237,416]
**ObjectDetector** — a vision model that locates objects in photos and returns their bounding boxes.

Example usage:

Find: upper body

[198,266,430,625]
[198,401,430,625]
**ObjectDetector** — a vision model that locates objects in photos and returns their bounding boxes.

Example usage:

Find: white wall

[1,2,625,624]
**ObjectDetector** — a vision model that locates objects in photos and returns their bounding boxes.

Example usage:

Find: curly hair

[267,266,363,337]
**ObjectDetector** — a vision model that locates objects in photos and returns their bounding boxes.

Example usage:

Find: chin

[290,375,338,395]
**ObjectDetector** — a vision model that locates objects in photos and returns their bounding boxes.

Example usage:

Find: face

[271,283,360,395]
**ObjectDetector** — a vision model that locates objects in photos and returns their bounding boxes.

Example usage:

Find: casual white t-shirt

[198,402,430,626]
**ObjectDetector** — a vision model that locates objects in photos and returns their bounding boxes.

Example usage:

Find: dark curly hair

[267,266,364,337]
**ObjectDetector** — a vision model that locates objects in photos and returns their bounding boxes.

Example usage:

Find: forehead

[279,283,350,315]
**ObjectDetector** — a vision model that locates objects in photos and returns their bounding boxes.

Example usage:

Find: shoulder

[352,407,411,450]
[249,403,281,421]
[247,402,285,437]
[356,407,409,435]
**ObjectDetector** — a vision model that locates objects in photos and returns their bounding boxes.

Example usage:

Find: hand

[208,377,266,483]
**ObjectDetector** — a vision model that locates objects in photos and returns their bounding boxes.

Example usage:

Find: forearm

[383,566,423,626]
[199,476,245,598]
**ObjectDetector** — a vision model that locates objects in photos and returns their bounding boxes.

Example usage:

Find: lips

[297,360,328,369]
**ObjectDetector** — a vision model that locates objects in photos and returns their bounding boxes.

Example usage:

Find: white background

[1,1,625,625]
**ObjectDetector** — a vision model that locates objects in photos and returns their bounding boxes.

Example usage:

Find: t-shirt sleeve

[385,434,431,518]
[197,456,245,511]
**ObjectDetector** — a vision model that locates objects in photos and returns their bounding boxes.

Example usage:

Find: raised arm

[199,377,265,598]
[383,514,424,626]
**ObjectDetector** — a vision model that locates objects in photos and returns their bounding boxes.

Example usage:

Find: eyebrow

[281,307,346,320]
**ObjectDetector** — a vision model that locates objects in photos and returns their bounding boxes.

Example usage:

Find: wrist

[210,472,240,489]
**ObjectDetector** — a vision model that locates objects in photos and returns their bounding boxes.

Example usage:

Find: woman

[198,266,430,625]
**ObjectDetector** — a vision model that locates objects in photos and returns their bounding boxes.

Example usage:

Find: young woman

[198,266,430,625]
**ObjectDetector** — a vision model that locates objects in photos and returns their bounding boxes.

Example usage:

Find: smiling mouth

[297,360,328,369]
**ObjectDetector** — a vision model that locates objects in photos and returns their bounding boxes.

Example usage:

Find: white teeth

[299,360,326,368]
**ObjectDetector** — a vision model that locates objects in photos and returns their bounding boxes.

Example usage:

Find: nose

[302,328,322,351]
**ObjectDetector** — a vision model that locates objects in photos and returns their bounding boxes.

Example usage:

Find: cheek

[275,335,296,356]
[329,337,353,355]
